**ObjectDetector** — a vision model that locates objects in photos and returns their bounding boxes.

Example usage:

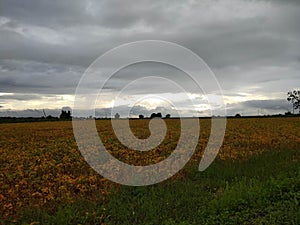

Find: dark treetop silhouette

[150,112,162,119]
[59,110,71,119]
[287,90,300,114]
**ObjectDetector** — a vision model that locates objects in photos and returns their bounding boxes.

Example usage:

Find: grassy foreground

[11,148,300,225]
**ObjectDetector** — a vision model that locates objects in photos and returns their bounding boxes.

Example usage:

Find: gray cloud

[0,0,300,116]
[1,0,174,29]
[242,99,290,111]
[225,98,292,116]
[1,0,299,67]
[0,60,83,94]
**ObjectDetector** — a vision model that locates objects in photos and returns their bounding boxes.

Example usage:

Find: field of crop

[1,118,300,224]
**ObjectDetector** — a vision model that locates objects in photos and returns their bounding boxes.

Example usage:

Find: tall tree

[287,90,300,114]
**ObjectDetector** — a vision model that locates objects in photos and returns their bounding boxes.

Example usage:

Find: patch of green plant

[104,149,300,225]
[13,149,300,225]
[9,200,105,225]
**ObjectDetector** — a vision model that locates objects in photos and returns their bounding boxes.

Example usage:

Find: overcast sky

[0,0,299,117]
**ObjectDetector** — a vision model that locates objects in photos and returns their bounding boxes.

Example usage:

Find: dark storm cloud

[1,0,91,27]
[0,0,172,66]
[0,60,83,94]
[0,0,300,116]
[1,0,299,68]
[0,26,101,66]
[1,0,170,28]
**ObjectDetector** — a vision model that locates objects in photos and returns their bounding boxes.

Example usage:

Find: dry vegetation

[1,118,300,221]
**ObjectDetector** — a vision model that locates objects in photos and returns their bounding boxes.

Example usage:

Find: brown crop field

[1,117,300,224]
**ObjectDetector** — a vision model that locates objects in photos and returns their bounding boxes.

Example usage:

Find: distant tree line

[137,113,171,119]
[113,112,171,119]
